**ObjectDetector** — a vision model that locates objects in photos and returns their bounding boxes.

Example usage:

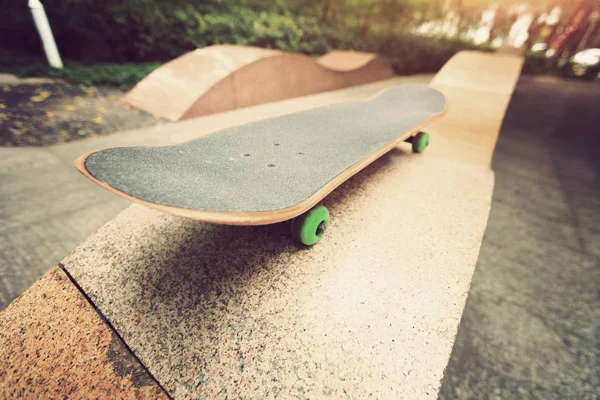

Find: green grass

[0,52,161,89]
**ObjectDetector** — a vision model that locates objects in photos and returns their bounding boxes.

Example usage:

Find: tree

[548,0,600,57]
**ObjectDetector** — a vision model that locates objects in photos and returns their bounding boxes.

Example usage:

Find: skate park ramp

[59,51,522,399]
[1,50,526,398]
[124,45,394,121]
[427,50,524,167]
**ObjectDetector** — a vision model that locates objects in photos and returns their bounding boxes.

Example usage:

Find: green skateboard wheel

[290,205,330,246]
[412,132,430,153]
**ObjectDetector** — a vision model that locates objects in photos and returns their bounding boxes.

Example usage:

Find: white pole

[29,0,63,69]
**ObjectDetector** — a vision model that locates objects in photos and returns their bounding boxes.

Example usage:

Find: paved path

[439,76,600,398]
[0,147,128,307]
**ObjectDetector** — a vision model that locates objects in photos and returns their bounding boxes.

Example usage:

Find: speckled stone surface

[85,85,445,212]
[62,144,494,398]
[56,53,521,398]
[0,267,167,399]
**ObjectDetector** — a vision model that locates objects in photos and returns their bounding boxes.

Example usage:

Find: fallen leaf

[10,128,25,136]
[0,104,5,109]
[123,103,133,110]
[91,133,98,139]
[63,104,77,111]
[30,90,51,102]
[2,86,10,92]
[92,115,104,125]
[45,111,54,118]
[84,86,98,96]
[95,105,106,113]
[14,121,24,128]
[0,113,9,122]
[77,129,86,136]
[58,130,68,136]
[153,114,161,120]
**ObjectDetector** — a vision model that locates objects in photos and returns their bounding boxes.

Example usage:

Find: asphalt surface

[0,75,598,398]
[439,76,600,399]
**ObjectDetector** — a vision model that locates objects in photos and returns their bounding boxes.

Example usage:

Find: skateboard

[75,84,446,245]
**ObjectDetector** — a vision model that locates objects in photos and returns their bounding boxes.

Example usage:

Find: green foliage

[46,63,162,88]
[1,0,561,87]
[522,53,561,75]
[380,35,493,74]
[1,0,476,63]
[0,52,160,89]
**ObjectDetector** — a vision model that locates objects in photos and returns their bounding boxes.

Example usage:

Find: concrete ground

[0,80,159,146]
[0,75,598,398]
[439,76,600,399]
[0,146,129,308]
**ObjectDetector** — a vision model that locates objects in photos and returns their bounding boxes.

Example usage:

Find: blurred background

[1,0,599,86]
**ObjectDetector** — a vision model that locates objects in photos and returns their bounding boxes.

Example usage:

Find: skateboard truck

[405,131,430,154]
[290,131,430,246]
[316,221,327,236]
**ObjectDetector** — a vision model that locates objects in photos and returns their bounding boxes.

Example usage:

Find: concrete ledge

[428,51,524,168]
[61,151,494,398]
[0,267,166,398]
[3,51,523,398]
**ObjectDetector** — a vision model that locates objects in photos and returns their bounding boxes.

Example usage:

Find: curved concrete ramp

[428,50,524,167]
[1,50,526,398]
[124,45,394,121]
[315,50,382,71]
[430,50,522,95]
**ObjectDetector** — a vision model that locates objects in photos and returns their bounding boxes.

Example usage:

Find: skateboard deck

[76,84,446,241]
